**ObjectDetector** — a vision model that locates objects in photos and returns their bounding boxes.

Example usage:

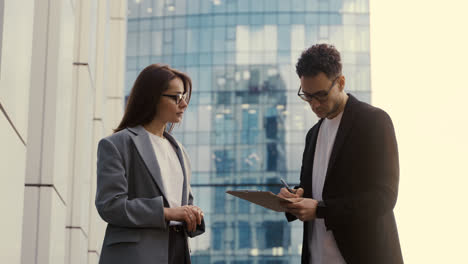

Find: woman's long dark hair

[114,64,192,133]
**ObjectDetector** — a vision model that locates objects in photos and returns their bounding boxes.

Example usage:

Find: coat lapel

[128,126,168,199]
[164,132,189,206]
[304,119,323,198]
[324,94,358,185]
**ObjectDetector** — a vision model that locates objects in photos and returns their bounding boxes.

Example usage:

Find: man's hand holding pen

[278,187,304,199]
[278,187,319,222]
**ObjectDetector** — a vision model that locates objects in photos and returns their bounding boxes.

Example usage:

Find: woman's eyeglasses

[162,93,187,105]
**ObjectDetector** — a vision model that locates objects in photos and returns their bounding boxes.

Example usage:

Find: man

[278,44,403,264]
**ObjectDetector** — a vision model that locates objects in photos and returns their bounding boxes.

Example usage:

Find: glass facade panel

[126,1,370,262]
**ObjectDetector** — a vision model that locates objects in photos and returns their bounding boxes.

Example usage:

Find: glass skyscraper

[126,0,370,263]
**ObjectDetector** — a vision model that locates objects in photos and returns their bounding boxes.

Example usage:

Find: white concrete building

[0,0,127,263]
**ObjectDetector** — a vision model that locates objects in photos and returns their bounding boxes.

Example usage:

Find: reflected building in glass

[126,0,370,263]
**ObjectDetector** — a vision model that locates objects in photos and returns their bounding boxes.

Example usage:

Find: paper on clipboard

[226,190,293,212]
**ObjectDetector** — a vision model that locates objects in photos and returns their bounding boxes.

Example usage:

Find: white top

[147,131,184,225]
[308,112,347,264]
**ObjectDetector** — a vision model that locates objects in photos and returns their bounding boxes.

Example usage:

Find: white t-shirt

[147,131,184,225]
[309,111,347,264]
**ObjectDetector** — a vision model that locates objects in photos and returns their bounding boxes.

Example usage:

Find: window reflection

[126,0,371,262]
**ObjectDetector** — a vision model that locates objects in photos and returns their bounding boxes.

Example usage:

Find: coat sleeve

[181,145,205,238]
[186,189,206,238]
[95,138,168,229]
[323,110,399,230]
[285,127,316,222]
[285,187,300,222]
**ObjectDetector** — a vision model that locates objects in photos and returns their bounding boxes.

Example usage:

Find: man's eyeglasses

[297,76,340,103]
[162,93,187,105]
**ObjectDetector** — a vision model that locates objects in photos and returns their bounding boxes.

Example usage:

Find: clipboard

[226,190,293,212]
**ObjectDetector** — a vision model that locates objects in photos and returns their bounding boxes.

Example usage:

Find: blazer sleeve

[285,127,316,222]
[323,110,399,229]
[95,138,168,229]
[285,186,300,222]
[181,145,205,238]
[186,190,206,238]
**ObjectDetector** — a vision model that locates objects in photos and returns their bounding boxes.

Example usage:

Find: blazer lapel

[303,119,323,198]
[324,94,358,185]
[128,126,168,199]
[164,132,189,206]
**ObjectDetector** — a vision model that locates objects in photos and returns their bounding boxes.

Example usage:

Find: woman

[95,64,205,264]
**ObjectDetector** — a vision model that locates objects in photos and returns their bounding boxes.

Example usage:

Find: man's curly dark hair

[296,44,342,79]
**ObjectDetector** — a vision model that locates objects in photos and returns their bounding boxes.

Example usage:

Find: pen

[280,178,294,193]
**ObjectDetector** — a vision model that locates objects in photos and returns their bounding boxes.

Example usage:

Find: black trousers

[168,226,190,264]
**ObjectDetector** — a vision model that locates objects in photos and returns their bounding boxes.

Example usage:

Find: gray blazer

[95,125,204,264]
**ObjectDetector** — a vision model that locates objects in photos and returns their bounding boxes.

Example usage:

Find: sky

[369,0,468,262]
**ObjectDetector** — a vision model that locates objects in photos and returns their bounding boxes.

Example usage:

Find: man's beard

[325,101,341,119]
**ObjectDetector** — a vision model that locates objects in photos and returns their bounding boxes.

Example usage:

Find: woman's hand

[164,205,204,232]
